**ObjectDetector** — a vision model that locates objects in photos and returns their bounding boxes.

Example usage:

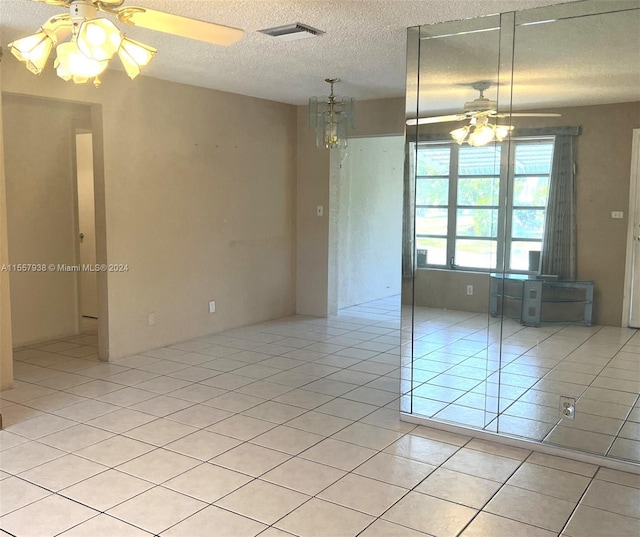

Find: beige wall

[296,108,330,316]
[296,97,405,316]
[0,70,14,390]
[2,62,297,361]
[413,270,490,313]
[569,102,640,325]
[410,101,640,326]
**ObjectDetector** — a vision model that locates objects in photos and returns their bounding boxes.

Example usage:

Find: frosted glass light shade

[55,41,108,83]
[450,125,470,145]
[468,124,496,146]
[77,18,123,61]
[8,31,55,74]
[495,124,514,141]
[117,37,157,79]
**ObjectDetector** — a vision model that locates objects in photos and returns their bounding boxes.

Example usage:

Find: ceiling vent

[259,23,323,41]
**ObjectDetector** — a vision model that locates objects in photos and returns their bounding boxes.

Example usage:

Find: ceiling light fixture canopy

[309,78,355,149]
[9,0,156,87]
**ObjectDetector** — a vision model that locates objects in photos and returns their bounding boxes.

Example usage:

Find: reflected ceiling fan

[8,0,244,86]
[407,82,560,146]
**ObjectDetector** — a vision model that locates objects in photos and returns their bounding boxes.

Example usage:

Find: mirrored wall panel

[402,0,640,465]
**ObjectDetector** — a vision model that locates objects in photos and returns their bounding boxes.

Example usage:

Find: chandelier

[309,78,355,149]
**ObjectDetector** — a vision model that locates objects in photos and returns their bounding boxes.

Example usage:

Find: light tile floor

[407,306,640,461]
[0,300,638,536]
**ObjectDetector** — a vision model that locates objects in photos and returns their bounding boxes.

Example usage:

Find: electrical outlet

[148,312,155,326]
[560,395,576,420]
[611,211,624,219]
[209,300,216,313]
[466,285,474,295]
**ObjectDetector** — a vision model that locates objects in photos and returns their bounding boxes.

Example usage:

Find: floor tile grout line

[557,468,602,537]
[604,392,640,456]
[449,451,537,536]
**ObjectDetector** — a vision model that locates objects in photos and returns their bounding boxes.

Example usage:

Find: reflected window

[415,137,554,271]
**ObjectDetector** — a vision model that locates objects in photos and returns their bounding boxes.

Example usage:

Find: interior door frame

[73,129,99,320]
[622,128,640,327]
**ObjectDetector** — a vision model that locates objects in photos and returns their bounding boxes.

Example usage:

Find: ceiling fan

[8,0,244,86]
[406,81,561,126]
[406,82,560,146]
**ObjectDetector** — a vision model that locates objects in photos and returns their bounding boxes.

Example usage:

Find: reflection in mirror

[403,13,505,431]
[402,0,640,466]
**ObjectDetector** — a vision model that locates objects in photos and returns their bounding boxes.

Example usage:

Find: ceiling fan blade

[33,0,68,5]
[511,113,562,117]
[115,7,244,46]
[492,112,562,118]
[406,114,466,126]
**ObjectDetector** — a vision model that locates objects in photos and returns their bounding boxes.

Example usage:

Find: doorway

[331,135,404,313]
[75,132,98,321]
[3,94,108,367]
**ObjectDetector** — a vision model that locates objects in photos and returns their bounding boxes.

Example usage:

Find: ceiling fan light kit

[451,115,514,147]
[408,81,559,146]
[8,15,71,75]
[8,0,244,87]
[309,78,356,149]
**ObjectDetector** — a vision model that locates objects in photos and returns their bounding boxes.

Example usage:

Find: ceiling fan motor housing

[70,1,97,23]
[464,96,497,113]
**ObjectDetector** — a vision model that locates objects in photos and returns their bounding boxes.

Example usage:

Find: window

[415,137,554,272]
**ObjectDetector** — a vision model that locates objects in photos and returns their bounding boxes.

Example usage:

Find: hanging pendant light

[309,78,356,149]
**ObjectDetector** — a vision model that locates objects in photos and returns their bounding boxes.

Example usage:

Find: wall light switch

[148,312,155,326]
[316,205,324,217]
[209,300,216,313]
[466,285,474,295]
[612,211,624,219]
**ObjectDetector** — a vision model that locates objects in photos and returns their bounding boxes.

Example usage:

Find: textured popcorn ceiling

[1,0,636,108]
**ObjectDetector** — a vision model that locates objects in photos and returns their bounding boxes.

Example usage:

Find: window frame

[414,136,554,273]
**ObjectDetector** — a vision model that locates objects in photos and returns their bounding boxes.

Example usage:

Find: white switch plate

[612,211,624,219]
[316,205,324,217]
[208,300,216,313]
[466,285,474,295]
[148,312,155,326]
